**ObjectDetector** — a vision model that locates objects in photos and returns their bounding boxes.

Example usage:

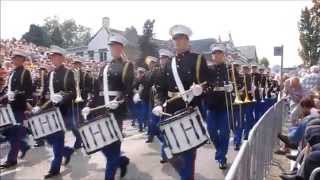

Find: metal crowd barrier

[310,167,320,180]
[225,99,289,180]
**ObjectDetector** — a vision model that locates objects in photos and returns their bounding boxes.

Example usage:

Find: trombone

[243,72,252,103]
[73,68,84,103]
[231,63,244,105]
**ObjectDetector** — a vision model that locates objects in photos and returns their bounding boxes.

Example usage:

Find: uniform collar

[111,57,123,63]
[14,65,24,71]
[54,64,65,72]
[176,50,190,58]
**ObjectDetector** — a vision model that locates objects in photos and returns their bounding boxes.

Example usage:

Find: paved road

[0,120,238,180]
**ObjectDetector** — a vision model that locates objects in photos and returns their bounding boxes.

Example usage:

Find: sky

[0,0,313,68]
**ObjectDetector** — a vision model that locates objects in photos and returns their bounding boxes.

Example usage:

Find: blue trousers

[4,125,29,163]
[101,141,129,180]
[207,110,230,162]
[149,115,167,160]
[254,101,265,121]
[46,131,74,173]
[233,107,243,146]
[4,110,29,163]
[135,101,149,131]
[243,103,255,139]
[170,149,197,180]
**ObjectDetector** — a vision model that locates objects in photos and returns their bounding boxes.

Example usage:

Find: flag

[274,46,283,56]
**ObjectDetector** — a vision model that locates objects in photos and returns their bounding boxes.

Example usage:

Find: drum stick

[165,81,207,105]
[160,112,172,117]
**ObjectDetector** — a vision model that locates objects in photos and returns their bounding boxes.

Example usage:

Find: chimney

[102,17,110,29]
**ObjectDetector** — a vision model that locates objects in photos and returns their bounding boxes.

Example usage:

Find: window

[88,51,94,60]
[99,49,108,61]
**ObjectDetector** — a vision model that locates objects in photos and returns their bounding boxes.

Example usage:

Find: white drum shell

[160,107,208,156]
[79,113,123,155]
[0,105,16,130]
[27,108,66,140]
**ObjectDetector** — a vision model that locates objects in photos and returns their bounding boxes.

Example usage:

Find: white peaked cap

[108,33,128,46]
[210,44,225,53]
[169,25,192,38]
[159,49,173,58]
[48,45,66,56]
[12,49,29,59]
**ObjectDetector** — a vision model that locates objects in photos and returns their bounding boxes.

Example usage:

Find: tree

[51,27,64,47]
[259,57,270,68]
[138,19,158,67]
[22,24,50,47]
[298,1,320,66]
[41,16,91,48]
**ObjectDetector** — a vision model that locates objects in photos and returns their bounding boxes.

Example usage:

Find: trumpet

[243,73,252,103]
[251,75,257,102]
[231,63,244,105]
[73,68,84,103]
[259,82,265,103]
[264,76,269,99]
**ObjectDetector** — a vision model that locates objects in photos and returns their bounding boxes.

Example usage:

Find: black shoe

[145,137,153,143]
[160,159,168,164]
[0,161,17,169]
[278,134,298,149]
[20,145,30,159]
[234,144,240,151]
[44,171,60,179]
[218,160,227,169]
[279,174,303,180]
[120,156,130,178]
[286,154,298,161]
[64,149,74,165]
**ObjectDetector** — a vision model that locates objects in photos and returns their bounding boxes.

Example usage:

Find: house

[66,17,141,62]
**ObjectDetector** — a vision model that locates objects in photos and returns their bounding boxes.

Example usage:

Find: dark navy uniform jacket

[204,63,234,111]
[155,51,208,114]
[43,65,76,117]
[6,66,33,119]
[88,58,134,121]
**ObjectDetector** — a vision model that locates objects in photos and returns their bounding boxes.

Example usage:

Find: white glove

[133,93,142,104]
[7,91,15,101]
[32,106,41,114]
[81,107,91,119]
[224,84,233,92]
[51,93,63,104]
[190,84,203,96]
[152,105,163,117]
[108,100,119,110]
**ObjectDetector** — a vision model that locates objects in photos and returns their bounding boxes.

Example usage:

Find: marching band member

[241,65,256,140]
[71,59,90,149]
[32,66,49,148]
[133,66,150,132]
[0,50,32,169]
[252,65,263,121]
[33,45,76,178]
[231,62,244,151]
[82,33,133,180]
[205,45,233,169]
[152,25,208,180]
[146,50,173,144]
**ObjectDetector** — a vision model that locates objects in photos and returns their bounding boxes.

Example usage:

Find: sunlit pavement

[0,120,238,180]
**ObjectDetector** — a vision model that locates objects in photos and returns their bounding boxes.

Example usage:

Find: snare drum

[0,104,16,130]
[160,107,208,158]
[79,113,123,155]
[27,108,66,140]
